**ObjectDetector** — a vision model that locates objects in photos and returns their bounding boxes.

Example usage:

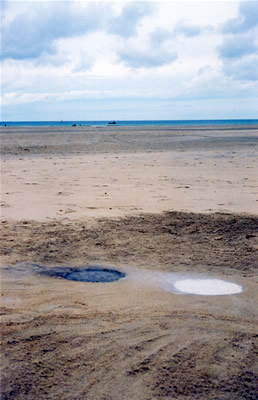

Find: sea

[1,119,258,127]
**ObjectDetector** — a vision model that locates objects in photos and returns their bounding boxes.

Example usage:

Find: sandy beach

[1,125,258,219]
[1,125,258,399]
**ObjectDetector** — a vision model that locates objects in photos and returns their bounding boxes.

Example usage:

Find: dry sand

[1,125,258,219]
[1,125,258,399]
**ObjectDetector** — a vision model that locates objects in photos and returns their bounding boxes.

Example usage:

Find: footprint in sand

[0,202,11,208]
[57,191,72,196]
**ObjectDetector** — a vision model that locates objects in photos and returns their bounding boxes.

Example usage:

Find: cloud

[1,2,109,61]
[150,21,205,45]
[2,86,172,107]
[2,91,53,106]
[117,18,178,70]
[150,28,172,46]
[222,1,258,33]
[0,0,8,13]
[118,46,177,69]
[108,2,153,38]
[174,22,203,37]
[1,1,154,62]
[218,33,257,59]
[218,1,258,81]
[1,1,257,121]
[222,55,258,82]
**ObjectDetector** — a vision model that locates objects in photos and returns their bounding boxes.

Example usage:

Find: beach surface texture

[1,125,258,399]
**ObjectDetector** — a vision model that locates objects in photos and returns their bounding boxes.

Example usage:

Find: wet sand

[1,125,258,399]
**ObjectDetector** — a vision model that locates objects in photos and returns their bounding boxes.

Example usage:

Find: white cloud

[1,2,110,60]
[217,1,258,81]
[1,0,257,120]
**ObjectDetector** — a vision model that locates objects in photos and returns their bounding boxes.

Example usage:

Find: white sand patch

[174,278,242,295]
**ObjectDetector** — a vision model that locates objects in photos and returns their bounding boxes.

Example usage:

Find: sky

[1,0,258,121]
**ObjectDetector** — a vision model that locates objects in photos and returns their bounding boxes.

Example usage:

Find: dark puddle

[40,266,126,283]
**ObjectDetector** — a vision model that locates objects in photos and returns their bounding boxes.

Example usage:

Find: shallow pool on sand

[40,266,126,283]
[36,264,242,295]
[174,278,242,295]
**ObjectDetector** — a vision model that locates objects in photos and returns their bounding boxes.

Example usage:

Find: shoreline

[2,120,258,127]
[1,124,258,157]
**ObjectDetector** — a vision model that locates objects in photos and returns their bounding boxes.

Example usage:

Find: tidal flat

[1,125,258,399]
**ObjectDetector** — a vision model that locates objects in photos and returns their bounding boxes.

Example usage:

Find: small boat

[108,121,117,125]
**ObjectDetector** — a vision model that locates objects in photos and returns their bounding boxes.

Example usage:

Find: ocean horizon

[1,119,258,128]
